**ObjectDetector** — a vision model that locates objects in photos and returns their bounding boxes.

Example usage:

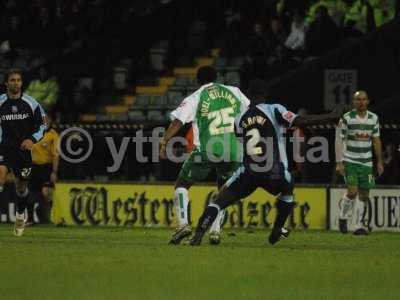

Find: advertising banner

[51,183,327,229]
[330,188,400,232]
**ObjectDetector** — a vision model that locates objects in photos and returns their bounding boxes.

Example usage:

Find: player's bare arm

[292,103,344,127]
[335,119,346,176]
[373,136,384,176]
[160,119,183,159]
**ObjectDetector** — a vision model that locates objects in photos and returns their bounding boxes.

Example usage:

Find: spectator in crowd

[246,22,269,77]
[371,0,396,26]
[265,16,289,74]
[25,66,59,111]
[344,0,376,33]
[284,11,308,53]
[307,0,347,26]
[306,5,341,57]
[222,9,250,58]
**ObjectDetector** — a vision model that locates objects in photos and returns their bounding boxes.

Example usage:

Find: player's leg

[169,150,209,244]
[265,174,295,245]
[14,176,30,236]
[207,162,240,244]
[0,165,9,206]
[38,184,54,224]
[13,150,33,236]
[353,189,371,235]
[35,164,54,224]
[353,166,375,235]
[169,177,193,244]
[26,165,40,225]
[338,162,359,233]
[0,148,10,206]
[190,166,256,246]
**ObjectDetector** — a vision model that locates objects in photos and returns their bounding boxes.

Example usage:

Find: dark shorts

[29,163,53,191]
[0,147,32,180]
[225,165,294,199]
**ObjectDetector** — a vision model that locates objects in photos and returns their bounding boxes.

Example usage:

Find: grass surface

[0,225,399,300]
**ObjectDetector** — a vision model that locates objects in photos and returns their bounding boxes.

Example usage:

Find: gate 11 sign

[324,69,357,110]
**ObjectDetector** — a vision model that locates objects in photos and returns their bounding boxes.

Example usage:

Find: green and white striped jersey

[339,110,380,167]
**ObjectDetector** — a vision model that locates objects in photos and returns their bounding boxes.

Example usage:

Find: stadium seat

[173,67,197,77]
[152,95,168,109]
[186,86,198,95]
[211,48,220,57]
[167,91,184,109]
[216,73,225,84]
[80,114,97,122]
[96,114,112,122]
[128,110,146,122]
[105,105,129,114]
[225,71,240,86]
[174,76,190,87]
[147,110,165,122]
[214,57,227,72]
[113,113,129,122]
[133,95,150,109]
[149,48,167,72]
[230,57,245,68]
[196,57,214,67]
[159,77,175,86]
[79,77,94,91]
[113,67,128,90]
[123,95,135,106]
[135,85,168,95]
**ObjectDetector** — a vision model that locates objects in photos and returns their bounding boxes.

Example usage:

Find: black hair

[5,68,23,82]
[196,66,217,85]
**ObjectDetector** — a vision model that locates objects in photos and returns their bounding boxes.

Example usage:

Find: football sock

[174,187,189,226]
[195,203,220,234]
[274,195,294,229]
[209,208,225,233]
[354,198,366,230]
[339,194,354,220]
[363,198,371,228]
[16,187,29,215]
[26,192,37,223]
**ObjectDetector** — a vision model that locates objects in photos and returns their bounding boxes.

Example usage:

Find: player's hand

[376,162,384,177]
[50,172,58,184]
[159,139,167,160]
[20,139,34,150]
[336,162,345,176]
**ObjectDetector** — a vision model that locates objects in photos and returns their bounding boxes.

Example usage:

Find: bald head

[353,90,369,113]
[353,90,368,100]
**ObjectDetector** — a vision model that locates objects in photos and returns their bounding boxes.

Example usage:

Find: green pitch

[0,225,399,300]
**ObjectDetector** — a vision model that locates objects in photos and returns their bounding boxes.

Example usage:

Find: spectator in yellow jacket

[25,67,59,111]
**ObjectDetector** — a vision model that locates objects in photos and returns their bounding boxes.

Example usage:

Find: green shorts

[179,149,240,187]
[344,161,375,190]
